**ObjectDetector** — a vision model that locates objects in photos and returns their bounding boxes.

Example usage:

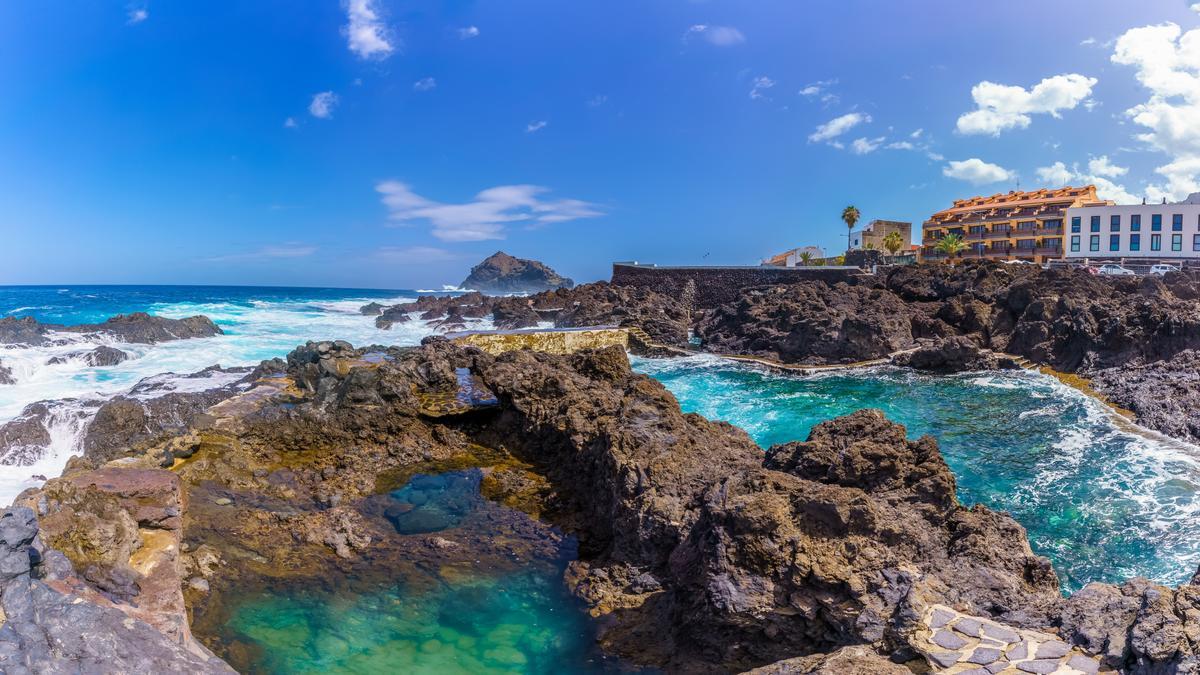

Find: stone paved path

[912,604,1107,674]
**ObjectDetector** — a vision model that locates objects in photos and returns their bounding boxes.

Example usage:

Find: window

[1152,234,1162,251]
[1071,216,1081,233]
[1173,214,1184,231]
[1193,234,1200,252]
[1090,235,1100,251]
[1152,214,1163,231]
[1070,235,1080,252]
[1173,233,1183,251]
[1111,215,1121,232]
[1017,239,1036,250]
[1017,220,1036,231]
[1131,234,1141,251]
[1110,234,1120,251]
[1090,216,1101,232]
[969,225,984,235]
[1131,214,1141,231]
[1044,219,1062,231]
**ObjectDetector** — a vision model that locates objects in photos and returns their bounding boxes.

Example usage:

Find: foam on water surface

[0,285,486,506]
[633,355,1200,592]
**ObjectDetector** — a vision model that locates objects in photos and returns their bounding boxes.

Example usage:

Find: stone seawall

[610,263,862,309]
[447,326,630,355]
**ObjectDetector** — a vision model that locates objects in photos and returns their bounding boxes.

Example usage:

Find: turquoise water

[633,355,1200,592]
[216,471,626,674]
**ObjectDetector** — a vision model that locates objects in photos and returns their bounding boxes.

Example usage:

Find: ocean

[0,285,487,503]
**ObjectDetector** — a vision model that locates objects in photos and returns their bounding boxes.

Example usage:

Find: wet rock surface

[47,345,130,367]
[0,312,223,346]
[460,250,574,293]
[0,358,12,385]
[1090,350,1200,443]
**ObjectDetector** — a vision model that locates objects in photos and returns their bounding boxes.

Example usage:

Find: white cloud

[586,95,608,107]
[910,128,924,139]
[375,181,603,242]
[851,136,885,154]
[942,158,1015,185]
[1035,159,1139,204]
[207,244,317,263]
[956,73,1098,135]
[1087,155,1129,178]
[457,26,480,39]
[1111,21,1200,201]
[413,77,437,92]
[283,117,298,129]
[798,79,838,105]
[749,76,775,100]
[809,112,871,143]
[1081,37,1097,46]
[885,141,915,150]
[684,24,745,47]
[344,0,394,60]
[126,8,148,24]
[309,91,338,119]
[374,246,461,263]
[525,120,547,133]
[1193,3,1200,13]
[1035,161,1074,185]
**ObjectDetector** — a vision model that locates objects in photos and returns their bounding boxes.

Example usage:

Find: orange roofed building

[921,186,1111,263]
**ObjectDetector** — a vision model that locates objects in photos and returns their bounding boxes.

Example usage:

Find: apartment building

[921,186,1109,263]
[1064,194,1200,262]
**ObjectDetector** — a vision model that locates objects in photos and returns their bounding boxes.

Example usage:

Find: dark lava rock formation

[47,345,131,367]
[13,338,1200,673]
[460,251,574,293]
[369,281,691,345]
[0,312,223,346]
[0,359,12,385]
[690,261,1200,441]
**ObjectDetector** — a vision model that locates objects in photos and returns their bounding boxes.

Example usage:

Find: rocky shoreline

[2,263,1200,672]
[0,335,1194,672]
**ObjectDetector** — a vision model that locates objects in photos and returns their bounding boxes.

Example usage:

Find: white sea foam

[0,293,482,506]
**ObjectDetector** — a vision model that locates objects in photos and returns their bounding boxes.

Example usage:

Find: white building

[1065,194,1200,261]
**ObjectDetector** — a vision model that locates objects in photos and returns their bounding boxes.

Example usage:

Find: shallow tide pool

[212,470,628,675]
[633,355,1200,592]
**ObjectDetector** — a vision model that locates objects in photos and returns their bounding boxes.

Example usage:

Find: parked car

[1150,264,1181,276]
[1097,264,1136,276]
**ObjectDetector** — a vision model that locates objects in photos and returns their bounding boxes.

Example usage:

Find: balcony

[965,230,986,241]
[1035,247,1063,256]
[983,229,1012,239]
[1012,248,1036,257]
[986,247,1012,257]
[1036,227,1064,236]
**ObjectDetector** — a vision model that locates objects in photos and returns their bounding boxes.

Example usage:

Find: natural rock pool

[206,469,629,674]
[633,355,1200,592]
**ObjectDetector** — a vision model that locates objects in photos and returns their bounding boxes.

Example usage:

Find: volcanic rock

[0,506,233,673]
[460,251,574,293]
[359,302,384,316]
[47,345,131,367]
[1090,350,1200,443]
[0,359,12,385]
[893,336,1019,373]
[0,313,223,346]
[696,282,916,364]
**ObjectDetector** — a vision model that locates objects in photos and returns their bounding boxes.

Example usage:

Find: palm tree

[934,233,967,264]
[882,230,904,257]
[841,205,860,253]
[798,251,813,266]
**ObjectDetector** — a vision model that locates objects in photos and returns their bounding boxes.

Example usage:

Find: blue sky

[3,1,1200,288]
